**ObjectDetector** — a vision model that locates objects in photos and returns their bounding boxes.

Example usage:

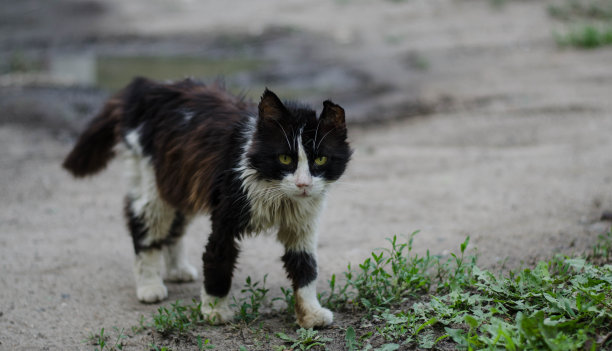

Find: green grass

[275,328,332,350]
[329,231,612,350]
[316,232,474,315]
[550,0,612,49]
[86,228,612,350]
[85,327,127,351]
[231,274,271,324]
[151,299,207,335]
[555,24,612,48]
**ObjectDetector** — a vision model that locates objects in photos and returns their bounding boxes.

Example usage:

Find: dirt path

[2,0,612,349]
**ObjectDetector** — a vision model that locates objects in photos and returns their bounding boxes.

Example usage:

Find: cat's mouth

[295,189,311,198]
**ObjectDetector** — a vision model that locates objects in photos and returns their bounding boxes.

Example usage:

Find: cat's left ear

[258,89,286,122]
[320,100,346,129]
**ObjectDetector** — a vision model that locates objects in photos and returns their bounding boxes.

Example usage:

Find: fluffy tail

[62,96,123,177]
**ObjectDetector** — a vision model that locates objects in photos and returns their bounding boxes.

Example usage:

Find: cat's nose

[295,169,312,189]
[296,181,311,189]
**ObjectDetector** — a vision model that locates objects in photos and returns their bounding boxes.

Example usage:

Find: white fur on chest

[243,172,324,234]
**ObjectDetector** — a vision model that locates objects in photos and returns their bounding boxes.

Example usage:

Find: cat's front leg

[200,226,240,324]
[280,229,333,328]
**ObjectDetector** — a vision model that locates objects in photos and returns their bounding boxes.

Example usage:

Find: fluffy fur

[62,77,352,328]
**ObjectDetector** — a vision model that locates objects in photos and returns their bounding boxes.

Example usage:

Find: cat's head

[247,89,352,200]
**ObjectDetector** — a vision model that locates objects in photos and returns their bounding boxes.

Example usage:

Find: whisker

[273,120,292,151]
[313,119,322,154]
[290,125,297,150]
[316,127,336,152]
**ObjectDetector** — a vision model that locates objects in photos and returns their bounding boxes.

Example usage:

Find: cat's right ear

[258,89,285,122]
[319,100,346,129]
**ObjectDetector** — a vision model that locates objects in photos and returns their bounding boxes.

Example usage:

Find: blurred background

[2,0,611,132]
[2,0,612,348]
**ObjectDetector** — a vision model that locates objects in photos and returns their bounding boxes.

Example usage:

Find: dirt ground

[2,0,612,349]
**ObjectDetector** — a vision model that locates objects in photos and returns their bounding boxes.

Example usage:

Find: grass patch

[316,231,612,349]
[333,231,612,350]
[275,328,333,350]
[550,0,612,48]
[85,327,127,351]
[231,274,271,324]
[555,24,612,48]
[86,229,612,350]
[151,299,207,335]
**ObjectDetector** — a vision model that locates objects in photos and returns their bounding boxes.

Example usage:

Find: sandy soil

[2,0,612,349]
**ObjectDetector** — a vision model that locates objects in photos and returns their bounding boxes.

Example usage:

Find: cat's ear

[258,89,286,122]
[319,100,346,128]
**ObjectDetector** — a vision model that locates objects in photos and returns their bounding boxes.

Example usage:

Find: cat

[62,77,352,328]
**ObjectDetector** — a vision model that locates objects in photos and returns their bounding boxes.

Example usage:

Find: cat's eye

[314,156,328,166]
[278,154,293,165]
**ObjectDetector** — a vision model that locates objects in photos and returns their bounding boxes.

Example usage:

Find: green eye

[314,156,328,166]
[278,154,293,165]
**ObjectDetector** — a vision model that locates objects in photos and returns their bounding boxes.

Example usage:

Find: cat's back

[121,77,253,144]
[120,77,255,213]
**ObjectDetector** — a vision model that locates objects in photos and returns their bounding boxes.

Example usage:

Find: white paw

[137,283,168,303]
[166,263,198,282]
[297,307,334,329]
[200,293,234,324]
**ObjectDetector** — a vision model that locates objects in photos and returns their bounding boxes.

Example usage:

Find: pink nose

[296,181,311,189]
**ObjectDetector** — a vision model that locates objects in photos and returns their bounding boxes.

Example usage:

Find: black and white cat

[63,77,352,328]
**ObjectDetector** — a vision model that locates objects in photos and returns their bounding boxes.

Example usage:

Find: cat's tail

[62,96,123,178]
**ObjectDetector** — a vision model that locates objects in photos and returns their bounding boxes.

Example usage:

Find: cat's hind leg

[124,154,178,303]
[125,194,179,302]
[162,216,198,283]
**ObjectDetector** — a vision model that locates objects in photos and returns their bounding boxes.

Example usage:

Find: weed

[276,286,296,316]
[555,24,612,48]
[588,229,612,263]
[319,273,351,310]
[152,300,192,335]
[276,328,332,350]
[150,344,171,351]
[404,52,430,71]
[196,335,215,350]
[345,326,359,351]
[549,0,612,48]
[150,298,208,335]
[231,274,270,323]
[347,232,437,311]
[87,327,126,351]
[434,236,477,292]
[131,314,147,334]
